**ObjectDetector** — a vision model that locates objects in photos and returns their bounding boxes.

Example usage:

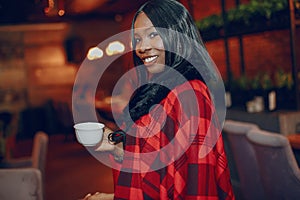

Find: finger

[84,193,91,200]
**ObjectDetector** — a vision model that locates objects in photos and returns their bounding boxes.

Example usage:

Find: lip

[142,55,158,66]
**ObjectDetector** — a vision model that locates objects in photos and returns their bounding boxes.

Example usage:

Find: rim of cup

[74,122,105,130]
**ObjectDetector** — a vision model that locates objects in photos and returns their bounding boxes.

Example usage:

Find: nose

[137,38,151,53]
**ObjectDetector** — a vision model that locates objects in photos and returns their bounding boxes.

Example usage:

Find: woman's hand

[94,128,115,152]
[82,192,114,200]
[94,127,124,162]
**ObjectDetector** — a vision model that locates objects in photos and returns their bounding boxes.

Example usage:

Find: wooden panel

[25,45,66,66]
[24,29,68,45]
[28,85,73,106]
[0,69,27,88]
[28,65,77,86]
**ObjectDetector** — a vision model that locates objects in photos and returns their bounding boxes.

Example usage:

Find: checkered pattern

[112,80,235,200]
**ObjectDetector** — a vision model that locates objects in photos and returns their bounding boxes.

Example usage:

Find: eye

[134,37,141,44]
[149,32,158,38]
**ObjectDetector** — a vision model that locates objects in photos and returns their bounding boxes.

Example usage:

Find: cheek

[159,52,166,64]
[153,38,164,50]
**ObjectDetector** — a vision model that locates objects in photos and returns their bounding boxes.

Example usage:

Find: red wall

[180,0,251,19]
[120,0,295,83]
[205,30,293,81]
[179,0,294,82]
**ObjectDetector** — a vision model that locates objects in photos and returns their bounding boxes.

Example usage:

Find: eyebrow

[134,26,156,35]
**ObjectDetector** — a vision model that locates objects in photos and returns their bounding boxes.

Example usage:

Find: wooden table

[287,134,300,150]
[287,134,300,166]
[226,108,300,135]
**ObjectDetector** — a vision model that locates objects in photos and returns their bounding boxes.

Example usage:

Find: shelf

[201,9,290,41]
[201,23,289,41]
[227,108,300,135]
[200,0,300,109]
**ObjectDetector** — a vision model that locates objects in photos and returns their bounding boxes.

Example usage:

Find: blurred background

[0,0,300,199]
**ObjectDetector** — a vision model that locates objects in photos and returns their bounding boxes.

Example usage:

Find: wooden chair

[247,129,300,199]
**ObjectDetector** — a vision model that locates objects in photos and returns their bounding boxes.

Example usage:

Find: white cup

[74,122,105,146]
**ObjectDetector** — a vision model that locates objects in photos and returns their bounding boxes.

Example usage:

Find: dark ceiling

[0,0,148,25]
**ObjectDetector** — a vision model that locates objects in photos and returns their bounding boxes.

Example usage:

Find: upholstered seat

[223,120,265,200]
[0,168,43,200]
[247,129,300,199]
[0,131,48,182]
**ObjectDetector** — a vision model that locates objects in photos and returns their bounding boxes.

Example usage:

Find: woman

[85,0,234,199]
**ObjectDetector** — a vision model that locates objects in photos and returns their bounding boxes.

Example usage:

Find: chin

[146,64,165,74]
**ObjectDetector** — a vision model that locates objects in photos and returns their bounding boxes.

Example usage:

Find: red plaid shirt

[111,80,235,200]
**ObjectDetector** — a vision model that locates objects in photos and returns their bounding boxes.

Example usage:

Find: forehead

[134,12,154,31]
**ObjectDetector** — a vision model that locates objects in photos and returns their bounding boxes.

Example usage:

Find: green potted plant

[196,14,223,40]
[230,74,252,107]
[196,0,289,40]
[274,68,295,110]
[259,72,277,111]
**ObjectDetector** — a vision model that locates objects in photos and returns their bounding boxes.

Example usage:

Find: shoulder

[161,80,214,119]
[166,79,211,103]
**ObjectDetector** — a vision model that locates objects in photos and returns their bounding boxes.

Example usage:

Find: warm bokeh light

[87,47,104,60]
[44,0,65,17]
[105,41,125,56]
[58,10,65,16]
[44,7,50,14]
[48,0,55,9]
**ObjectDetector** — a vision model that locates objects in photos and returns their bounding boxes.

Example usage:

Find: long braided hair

[110,0,219,143]
[127,0,215,123]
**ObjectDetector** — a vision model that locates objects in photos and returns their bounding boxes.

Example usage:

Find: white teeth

[144,56,157,63]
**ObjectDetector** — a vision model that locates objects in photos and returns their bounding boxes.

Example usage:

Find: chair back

[31,131,48,181]
[0,168,43,200]
[223,120,265,200]
[247,129,300,200]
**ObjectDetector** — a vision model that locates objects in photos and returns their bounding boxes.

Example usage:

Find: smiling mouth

[143,56,158,65]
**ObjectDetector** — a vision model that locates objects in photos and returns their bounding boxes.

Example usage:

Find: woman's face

[134,12,165,74]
